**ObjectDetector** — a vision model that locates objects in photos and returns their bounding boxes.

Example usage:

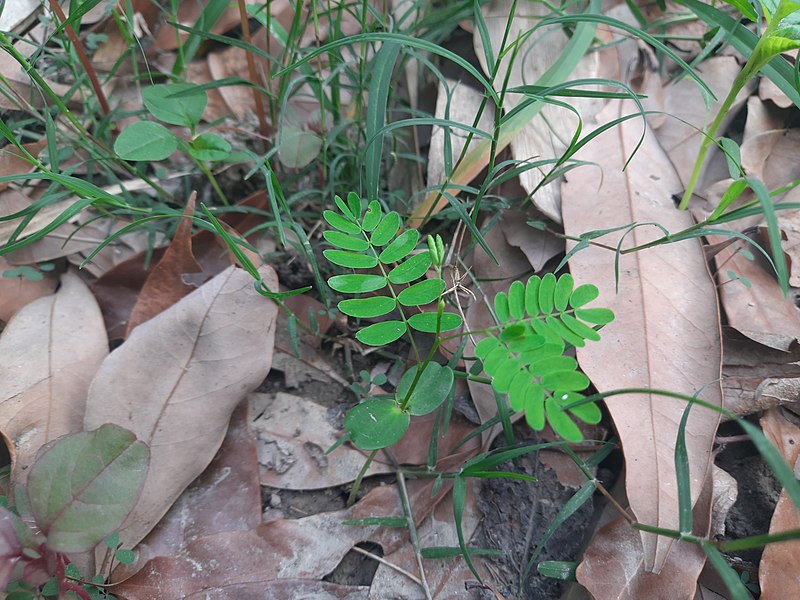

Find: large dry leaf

[576,478,712,600]
[0,256,58,322]
[561,99,723,572]
[113,485,406,599]
[0,272,107,483]
[110,402,262,581]
[251,392,392,490]
[758,408,800,600]
[740,129,800,193]
[84,265,278,549]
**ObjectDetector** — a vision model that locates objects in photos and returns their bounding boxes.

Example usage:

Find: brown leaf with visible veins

[562,98,722,572]
[758,408,800,600]
[84,265,278,550]
[125,194,202,335]
[110,402,262,581]
[0,272,107,484]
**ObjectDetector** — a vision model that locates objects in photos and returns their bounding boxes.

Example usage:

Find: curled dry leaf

[0,255,58,323]
[561,99,723,572]
[758,408,800,600]
[0,272,107,484]
[84,265,278,550]
[710,466,738,540]
[113,485,406,599]
[251,392,392,490]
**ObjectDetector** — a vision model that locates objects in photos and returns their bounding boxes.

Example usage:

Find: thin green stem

[347,449,378,506]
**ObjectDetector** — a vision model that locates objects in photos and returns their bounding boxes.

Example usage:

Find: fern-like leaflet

[474,273,614,442]
[323,192,463,346]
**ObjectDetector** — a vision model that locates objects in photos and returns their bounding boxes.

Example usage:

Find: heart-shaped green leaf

[396,362,454,416]
[114,121,178,161]
[345,398,410,450]
[26,424,149,553]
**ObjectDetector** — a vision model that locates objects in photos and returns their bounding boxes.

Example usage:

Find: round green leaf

[483,345,510,375]
[114,121,178,161]
[328,274,386,293]
[508,280,525,319]
[188,133,231,161]
[388,252,432,284]
[338,296,396,318]
[407,311,462,333]
[370,212,401,246]
[345,399,410,450]
[361,200,382,231]
[492,360,519,393]
[324,210,361,234]
[379,229,420,264]
[323,249,378,269]
[397,278,444,306]
[142,83,207,127]
[554,274,574,312]
[26,424,149,553]
[538,273,557,314]
[568,284,599,309]
[396,363,455,416]
[323,230,369,251]
[356,320,407,345]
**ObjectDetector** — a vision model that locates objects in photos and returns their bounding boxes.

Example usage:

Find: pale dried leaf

[651,56,751,189]
[499,209,563,272]
[710,466,737,539]
[427,79,495,190]
[0,141,45,191]
[759,75,794,109]
[250,392,392,490]
[113,485,406,598]
[84,265,278,549]
[0,272,107,484]
[743,96,790,141]
[576,479,712,600]
[0,256,58,322]
[561,99,723,572]
[740,129,800,193]
[758,408,800,600]
[0,0,41,34]
[110,403,261,581]
[0,46,74,111]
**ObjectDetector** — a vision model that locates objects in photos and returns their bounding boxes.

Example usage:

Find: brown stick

[236,0,269,152]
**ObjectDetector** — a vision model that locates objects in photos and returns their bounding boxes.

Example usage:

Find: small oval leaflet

[323,230,369,251]
[356,320,407,345]
[328,274,386,294]
[397,278,444,306]
[345,398,410,450]
[370,212,401,246]
[323,210,361,235]
[338,296,396,318]
[323,249,378,269]
[407,311,462,333]
[388,252,432,285]
[379,229,420,264]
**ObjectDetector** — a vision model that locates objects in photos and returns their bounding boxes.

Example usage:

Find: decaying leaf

[0,272,108,484]
[758,408,800,600]
[562,99,723,572]
[84,265,279,549]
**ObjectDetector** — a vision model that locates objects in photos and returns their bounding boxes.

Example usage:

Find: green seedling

[322,192,614,452]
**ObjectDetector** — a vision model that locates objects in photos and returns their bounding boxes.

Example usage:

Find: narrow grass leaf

[452,476,481,582]
[675,403,694,534]
[702,544,751,600]
[365,43,401,202]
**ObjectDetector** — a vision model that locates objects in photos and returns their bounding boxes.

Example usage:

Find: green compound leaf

[323,210,361,234]
[388,252,432,284]
[396,362,455,416]
[328,274,386,293]
[27,424,149,553]
[323,230,369,251]
[345,398,410,450]
[361,200,382,231]
[338,296,396,318]
[142,83,207,127]
[323,249,378,269]
[397,278,444,306]
[356,320,407,345]
[408,311,462,333]
[114,121,178,161]
[187,133,232,161]
[371,212,401,246]
[379,229,420,264]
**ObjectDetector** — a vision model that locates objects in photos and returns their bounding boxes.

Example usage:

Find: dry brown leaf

[499,208,563,272]
[125,194,202,335]
[251,392,392,490]
[112,485,406,597]
[759,75,794,109]
[740,129,800,193]
[561,99,723,572]
[650,56,751,189]
[758,408,800,600]
[715,243,800,351]
[152,3,241,52]
[472,0,602,222]
[0,255,59,322]
[576,479,713,600]
[110,402,262,581]
[184,580,369,600]
[722,330,800,417]
[710,466,738,539]
[0,271,107,484]
[0,141,46,191]
[84,265,278,550]
[743,96,791,141]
